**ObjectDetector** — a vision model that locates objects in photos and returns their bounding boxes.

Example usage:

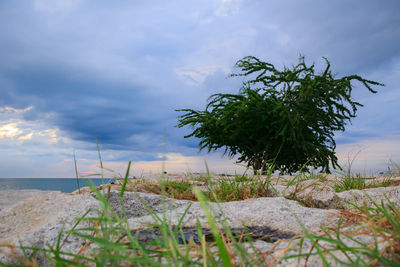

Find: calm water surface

[0,178,115,193]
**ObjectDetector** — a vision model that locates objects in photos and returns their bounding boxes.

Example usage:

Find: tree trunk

[252,146,269,175]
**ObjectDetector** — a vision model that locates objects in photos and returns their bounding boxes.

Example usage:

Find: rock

[0,191,100,265]
[269,180,400,210]
[0,189,60,212]
[244,233,388,266]
[0,190,191,265]
[186,230,388,266]
[0,190,341,264]
[128,197,341,237]
[268,181,342,208]
[94,190,191,218]
[1,185,396,266]
[337,186,400,210]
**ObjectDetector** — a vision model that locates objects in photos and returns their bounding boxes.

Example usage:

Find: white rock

[0,191,100,264]
[270,181,400,210]
[129,197,341,237]
[102,190,190,218]
[0,190,190,265]
[2,186,395,266]
[337,186,400,210]
[0,189,59,212]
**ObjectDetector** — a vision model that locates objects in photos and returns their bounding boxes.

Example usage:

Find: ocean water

[0,178,115,193]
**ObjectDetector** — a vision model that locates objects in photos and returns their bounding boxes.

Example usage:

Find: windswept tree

[177,56,383,174]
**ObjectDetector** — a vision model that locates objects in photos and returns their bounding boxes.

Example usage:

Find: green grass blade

[96,137,104,182]
[73,232,126,252]
[60,209,91,249]
[194,187,232,267]
[73,150,80,194]
[120,160,131,198]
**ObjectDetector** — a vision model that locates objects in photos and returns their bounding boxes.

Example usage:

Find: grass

[156,163,275,202]
[1,178,267,266]
[152,171,394,202]
[110,172,274,203]
[334,174,367,192]
[2,157,400,266]
[73,150,80,194]
[334,174,393,192]
[280,194,400,266]
[207,175,273,202]
[159,180,197,201]
[388,159,400,176]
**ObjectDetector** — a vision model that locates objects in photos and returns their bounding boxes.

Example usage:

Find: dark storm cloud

[2,62,176,151]
[0,0,399,162]
[235,1,400,77]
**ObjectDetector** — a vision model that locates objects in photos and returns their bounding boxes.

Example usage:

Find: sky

[0,0,399,178]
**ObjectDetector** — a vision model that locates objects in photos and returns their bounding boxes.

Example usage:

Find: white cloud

[44,129,58,143]
[17,132,33,142]
[0,123,22,139]
[0,106,33,114]
[336,136,400,174]
[174,66,219,85]
[0,105,61,144]
[215,0,240,17]
[134,152,247,175]
[0,1,399,178]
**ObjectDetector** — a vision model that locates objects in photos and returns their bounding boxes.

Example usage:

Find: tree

[176,56,383,174]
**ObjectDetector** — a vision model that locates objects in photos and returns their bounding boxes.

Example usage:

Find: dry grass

[96,175,274,202]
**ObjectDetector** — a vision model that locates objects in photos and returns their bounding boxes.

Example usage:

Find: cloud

[335,55,400,145]
[0,105,62,145]
[0,1,399,176]
[0,106,33,113]
[17,132,33,142]
[336,136,400,174]
[102,152,248,177]
[174,66,220,86]
[0,123,22,139]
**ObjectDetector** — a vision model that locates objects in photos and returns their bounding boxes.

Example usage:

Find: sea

[0,178,115,193]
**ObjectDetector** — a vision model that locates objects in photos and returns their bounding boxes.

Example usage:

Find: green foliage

[207,176,273,202]
[177,56,383,174]
[334,174,367,192]
[334,174,393,192]
[158,180,193,196]
[159,180,192,191]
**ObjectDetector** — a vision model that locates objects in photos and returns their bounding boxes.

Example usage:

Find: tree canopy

[176,56,383,174]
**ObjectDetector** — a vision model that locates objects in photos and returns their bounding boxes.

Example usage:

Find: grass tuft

[207,175,272,202]
[334,174,394,192]
[283,193,400,266]
[334,174,367,192]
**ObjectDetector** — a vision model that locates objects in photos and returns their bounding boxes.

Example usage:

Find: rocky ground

[0,190,60,212]
[1,174,399,266]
